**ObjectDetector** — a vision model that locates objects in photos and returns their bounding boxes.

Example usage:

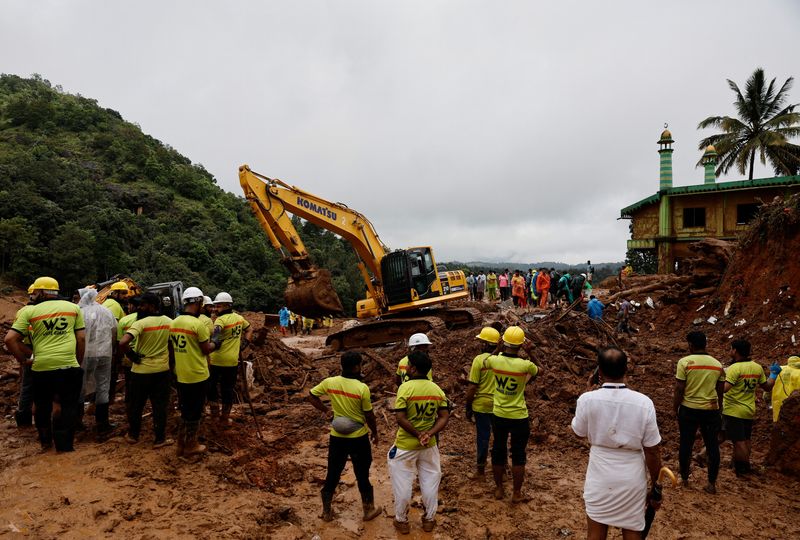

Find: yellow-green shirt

[103,298,125,321]
[396,355,433,384]
[170,314,211,384]
[393,379,448,450]
[468,352,495,414]
[11,299,85,372]
[486,354,539,419]
[676,354,725,410]
[772,357,800,422]
[13,305,35,347]
[117,313,138,368]
[127,315,172,374]
[210,311,250,367]
[723,361,767,420]
[199,314,214,334]
[310,375,372,438]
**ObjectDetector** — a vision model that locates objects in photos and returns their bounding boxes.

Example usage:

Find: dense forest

[0,74,365,314]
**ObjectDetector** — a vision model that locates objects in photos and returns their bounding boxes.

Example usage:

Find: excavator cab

[381,247,441,306]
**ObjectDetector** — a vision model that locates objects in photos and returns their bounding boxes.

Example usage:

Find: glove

[125,350,143,364]
[769,362,782,379]
[210,326,223,350]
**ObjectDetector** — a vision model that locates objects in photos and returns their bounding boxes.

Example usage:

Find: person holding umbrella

[571,347,663,539]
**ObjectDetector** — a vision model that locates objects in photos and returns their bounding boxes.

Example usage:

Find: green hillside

[0,74,364,314]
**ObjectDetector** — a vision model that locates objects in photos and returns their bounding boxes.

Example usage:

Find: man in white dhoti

[571,347,663,539]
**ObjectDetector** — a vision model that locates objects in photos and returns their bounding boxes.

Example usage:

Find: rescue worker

[308,351,382,523]
[76,288,117,437]
[388,351,450,534]
[208,292,252,427]
[4,277,86,452]
[118,293,174,448]
[511,270,526,308]
[557,273,572,304]
[302,316,314,335]
[674,331,724,493]
[536,269,551,309]
[103,281,129,320]
[12,284,38,427]
[486,326,541,502]
[115,297,140,409]
[465,327,501,478]
[395,333,433,386]
[486,271,498,301]
[200,296,215,330]
[771,355,800,422]
[587,295,605,321]
[721,339,779,476]
[170,287,221,457]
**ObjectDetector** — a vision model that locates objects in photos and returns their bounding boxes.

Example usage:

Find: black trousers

[322,434,373,496]
[128,370,171,441]
[32,367,83,451]
[491,416,530,466]
[177,380,207,422]
[678,405,721,483]
[207,365,238,405]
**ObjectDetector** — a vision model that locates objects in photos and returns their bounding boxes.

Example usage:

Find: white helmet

[214,292,233,304]
[408,333,432,347]
[182,287,204,304]
[202,295,213,306]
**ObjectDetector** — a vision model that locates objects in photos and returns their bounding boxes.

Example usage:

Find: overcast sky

[3,1,799,264]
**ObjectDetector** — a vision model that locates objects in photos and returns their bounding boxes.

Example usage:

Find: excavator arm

[239,164,389,316]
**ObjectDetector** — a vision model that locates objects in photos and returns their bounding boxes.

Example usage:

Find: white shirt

[571,384,661,450]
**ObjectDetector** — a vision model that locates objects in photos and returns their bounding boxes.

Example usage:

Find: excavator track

[325,317,445,351]
[324,307,482,350]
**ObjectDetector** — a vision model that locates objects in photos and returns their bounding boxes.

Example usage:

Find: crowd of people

[308,325,796,537]
[466,261,597,309]
[4,277,252,456]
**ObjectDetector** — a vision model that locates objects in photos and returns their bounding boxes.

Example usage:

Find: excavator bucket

[285,269,344,318]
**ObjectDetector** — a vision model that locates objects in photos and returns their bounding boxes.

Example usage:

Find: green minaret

[658,126,674,191]
[702,145,718,184]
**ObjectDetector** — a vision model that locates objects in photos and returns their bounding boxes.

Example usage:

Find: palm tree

[698,68,800,179]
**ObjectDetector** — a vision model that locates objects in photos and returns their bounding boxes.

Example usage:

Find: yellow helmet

[31,276,59,291]
[110,281,129,292]
[475,327,500,344]
[502,326,526,346]
[27,284,35,294]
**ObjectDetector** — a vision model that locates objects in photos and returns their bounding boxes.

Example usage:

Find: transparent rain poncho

[78,288,117,359]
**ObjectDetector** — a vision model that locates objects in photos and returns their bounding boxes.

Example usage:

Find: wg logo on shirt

[495,376,519,394]
[413,402,437,418]
[41,317,69,335]
[170,335,187,350]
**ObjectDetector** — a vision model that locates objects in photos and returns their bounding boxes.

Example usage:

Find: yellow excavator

[238,164,480,349]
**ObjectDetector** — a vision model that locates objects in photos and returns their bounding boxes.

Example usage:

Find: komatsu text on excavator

[238,164,480,349]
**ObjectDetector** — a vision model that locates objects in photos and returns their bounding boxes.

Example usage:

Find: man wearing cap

[485,326,541,502]
[465,327,501,478]
[208,292,252,426]
[170,286,221,457]
[395,333,434,386]
[5,277,86,452]
[103,281,129,321]
[308,351,381,523]
[199,296,215,333]
[389,350,450,534]
[119,293,174,448]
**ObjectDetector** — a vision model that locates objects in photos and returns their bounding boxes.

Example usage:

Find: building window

[737,203,759,225]
[683,207,706,228]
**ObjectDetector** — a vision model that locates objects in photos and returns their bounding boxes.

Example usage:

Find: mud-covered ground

[2,289,800,539]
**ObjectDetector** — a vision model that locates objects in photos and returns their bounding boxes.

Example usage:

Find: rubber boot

[511,465,528,503]
[95,403,116,437]
[53,429,74,452]
[321,491,334,522]
[492,465,505,500]
[37,426,53,451]
[220,404,232,428]
[75,404,86,433]
[183,420,207,456]
[361,487,382,521]
[470,464,486,479]
[176,422,185,457]
[14,409,33,428]
[209,401,220,418]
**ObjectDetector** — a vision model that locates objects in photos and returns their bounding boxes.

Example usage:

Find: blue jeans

[474,411,493,466]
